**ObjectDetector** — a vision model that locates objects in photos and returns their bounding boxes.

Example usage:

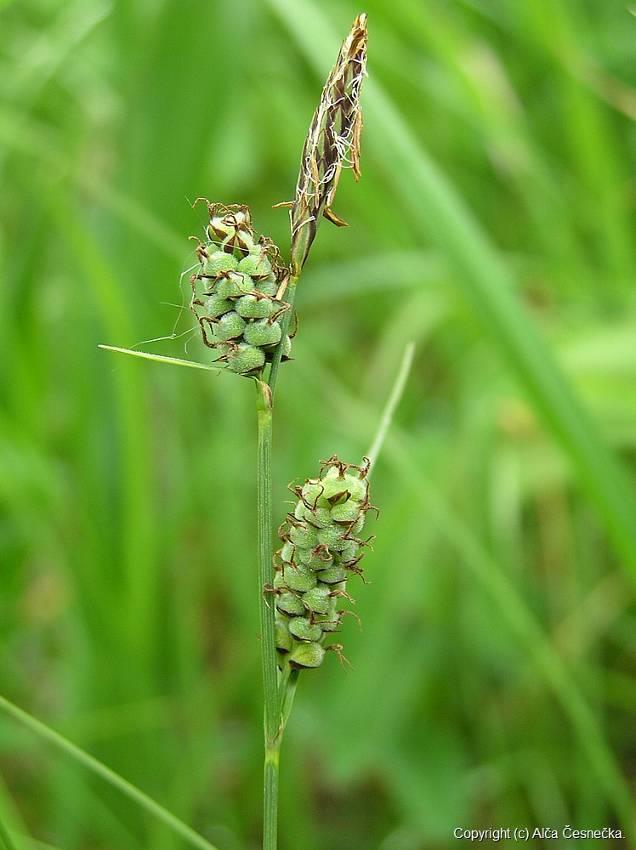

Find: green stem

[256,379,280,850]
[262,741,280,850]
[262,666,299,850]
[257,268,302,849]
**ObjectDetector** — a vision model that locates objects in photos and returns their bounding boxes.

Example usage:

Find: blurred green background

[1,0,635,848]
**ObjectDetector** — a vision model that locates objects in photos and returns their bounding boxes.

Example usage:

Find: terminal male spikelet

[190,203,293,376]
[272,456,376,669]
[288,13,368,274]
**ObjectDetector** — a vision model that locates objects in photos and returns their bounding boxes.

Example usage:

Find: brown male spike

[285,13,368,275]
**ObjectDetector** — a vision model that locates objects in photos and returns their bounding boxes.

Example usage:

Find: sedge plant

[183,16,371,847]
[0,13,415,850]
[100,12,409,849]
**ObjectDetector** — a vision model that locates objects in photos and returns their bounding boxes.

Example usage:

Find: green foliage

[1,1,635,849]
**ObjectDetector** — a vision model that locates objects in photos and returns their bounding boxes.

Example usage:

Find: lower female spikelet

[272,456,375,670]
[190,202,294,376]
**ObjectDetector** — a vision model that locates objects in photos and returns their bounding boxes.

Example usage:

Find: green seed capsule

[302,586,331,614]
[319,477,351,504]
[289,524,319,549]
[288,617,323,642]
[316,525,348,551]
[204,295,233,318]
[322,467,367,501]
[244,319,282,347]
[344,474,368,503]
[213,311,246,341]
[235,294,274,319]
[313,599,340,632]
[317,566,348,584]
[280,541,295,563]
[327,537,352,553]
[216,272,254,298]
[282,563,317,592]
[237,252,272,279]
[295,547,312,566]
[256,278,278,297]
[208,208,255,253]
[289,641,325,669]
[203,251,239,275]
[275,617,293,652]
[273,571,287,590]
[350,515,365,535]
[339,540,360,562]
[225,343,265,374]
[282,335,292,359]
[301,480,324,507]
[330,500,361,522]
[276,591,305,617]
[297,546,333,570]
[302,505,332,528]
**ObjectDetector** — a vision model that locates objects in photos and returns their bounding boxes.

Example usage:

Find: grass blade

[0,820,18,850]
[366,342,415,471]
[0,697,221,850]
[99,345,221,373]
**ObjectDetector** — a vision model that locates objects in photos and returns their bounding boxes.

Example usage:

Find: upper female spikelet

[189,202,294,376]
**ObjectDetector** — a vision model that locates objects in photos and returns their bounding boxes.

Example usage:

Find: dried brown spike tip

[289,13,368,275]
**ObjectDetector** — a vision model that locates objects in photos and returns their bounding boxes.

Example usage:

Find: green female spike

[190,204,294,377]
[272,456,374,671]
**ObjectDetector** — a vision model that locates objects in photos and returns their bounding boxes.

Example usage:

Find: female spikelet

[273,456,375,669]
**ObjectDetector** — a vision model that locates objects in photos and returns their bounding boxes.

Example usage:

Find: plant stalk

[262,741,280,850]
[262,665,299,850]
[257,272,303,849]
[256,379,281,850]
